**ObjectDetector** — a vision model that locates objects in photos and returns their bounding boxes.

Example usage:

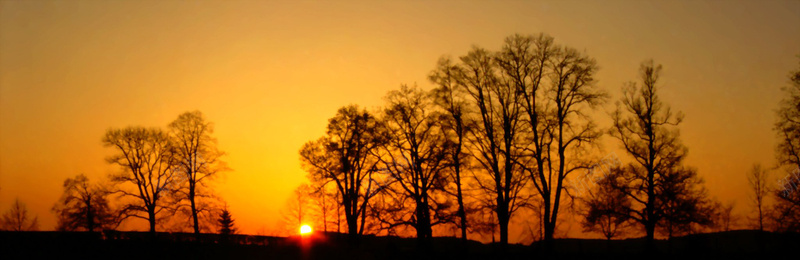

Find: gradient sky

[1,0,799,241]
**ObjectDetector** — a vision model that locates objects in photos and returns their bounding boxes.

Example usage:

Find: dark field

[2,230,798,260]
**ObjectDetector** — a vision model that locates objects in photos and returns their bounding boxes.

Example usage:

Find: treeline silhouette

[1,32,799,257]
[0,111,236,236]
[287,33,800,252]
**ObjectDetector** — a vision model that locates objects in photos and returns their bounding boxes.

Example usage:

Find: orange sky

[1,0,799,242]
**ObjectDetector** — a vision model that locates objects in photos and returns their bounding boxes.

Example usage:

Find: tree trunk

[415,197,432,239]
[645,218,656,252]
[345,200,358,241]
[86,198,95,232]
[497,204,509,246]
[190,182,200,235]
[148,207,157,235]
[456,178,467,241]
[542,192,554,243]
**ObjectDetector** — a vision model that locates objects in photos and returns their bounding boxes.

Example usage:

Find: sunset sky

[1,0,799,242]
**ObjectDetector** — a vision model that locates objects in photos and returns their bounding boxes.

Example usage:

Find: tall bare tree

[300,105,388,239]
[609,60,713,247]
[376,84,450,241]
[458,46,530,246]
[168,111,226,235]
[0,198,39,231]
[497,33,606,244]
[747,164,769,231]
[773,59,800,231]
[104,126,178,234]
[52,174,116,231]
[430,57,473,241]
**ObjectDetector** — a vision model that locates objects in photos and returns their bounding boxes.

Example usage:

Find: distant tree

[772,59,800,232]
[52,174,116,231]
[430,56,473,242]
[747,164,769,231]
[103,126,179,234]
[609,60,714,247]
[309,184,338,232]
[217,208,236,236]
[376,84,451,241]
[582,168,630,240]
[281,183,313,234]
[1,198,39,231]
[714,201,737,232]
[168,111,227,235]
[300,105,388,239]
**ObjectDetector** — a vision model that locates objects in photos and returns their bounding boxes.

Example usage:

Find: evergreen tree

[218,208,236,236]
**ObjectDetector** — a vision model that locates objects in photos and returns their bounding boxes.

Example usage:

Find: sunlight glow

[299,224,312,235]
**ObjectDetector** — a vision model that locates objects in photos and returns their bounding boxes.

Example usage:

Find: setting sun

[299,225,312,235]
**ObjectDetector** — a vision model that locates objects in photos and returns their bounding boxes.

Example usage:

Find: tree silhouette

[609,60,714,247]
[773,59,800,232]
[773,174,800,231]
[376,84,450,241]
[456,46,531,246]
[498,33,606,245]
[217,207,236,236]
[713,201,737,232]
[104,126,178,234]
[309,183,339,232]
[747,164,769,231]
[430,56,474,242]
[582,168,630,240]
[168,111,227,235]
[52,174,116,231]
[655,166,715,238]
[1,198,39,231]
[300,105,388,239]
[281,183,312,234]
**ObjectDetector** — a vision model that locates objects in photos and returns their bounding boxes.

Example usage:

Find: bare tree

[168,110,227,235]
[773,172,800,231]
[1,198,39,231]
[309,183,339,232]
[104,126,178,234]
[714,201,737,232]
[280,183,313,234]
[497,33,606,244]
[747,164,769,231]
[457,46,530,246]
[655,166,716,238]
[300,105,388,239]
[376,84,451,241]
[609,60,714,247]
[772,59,800,231]
[430,57,473,241]
[52,174,116,231]
[582,168,630,240]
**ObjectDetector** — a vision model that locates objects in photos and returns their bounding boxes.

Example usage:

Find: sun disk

[299,224,312,235]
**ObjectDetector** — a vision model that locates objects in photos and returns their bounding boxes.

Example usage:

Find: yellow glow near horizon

[299,225,312,235]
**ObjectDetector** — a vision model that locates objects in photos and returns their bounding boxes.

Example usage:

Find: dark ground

[1,230,797,260]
